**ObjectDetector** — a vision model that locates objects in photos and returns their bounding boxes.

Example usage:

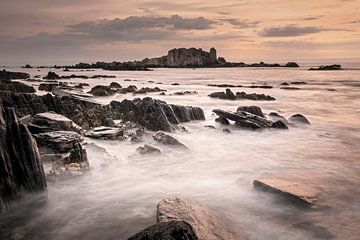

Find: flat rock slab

[253,179,318,205]
[85,126,123,140]
[28,112,82,133]
[157,197,244,240]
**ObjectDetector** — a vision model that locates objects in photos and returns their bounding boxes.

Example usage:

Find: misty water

[1,66,360,239]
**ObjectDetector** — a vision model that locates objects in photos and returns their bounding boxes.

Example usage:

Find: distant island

[64,47,300,70]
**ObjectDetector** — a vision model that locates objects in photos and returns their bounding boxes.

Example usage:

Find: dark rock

[268,112,288,124]
[213,109,272,129]
[171,83,180,86]
[0,69,30,80]
[248,85,273,89]
[88,85,115,96]
[280,82,289,86]
[253,179,318,205]
[280,87,301,90]
[223,128,231,134]
[289,114,310,124]
[85,126,123,140]
[309,65,342,71]
[236,91,275,101]
[136,144,161,155]
[43,71,61,80]
[38,83,59,92]
[204,125,216,129]
[208,88,236,100]
[157,197,242,240]
[290,81,307,85]
[153,132,187,149]
[109,82,122,88]
[0,105,46,210]
[173,91,198,95]
[104,118,115,127]
[237,106,264,117]
[285,62,299,67]
[128,221,197,240]
[0,81,36,93]
[23,64,33,69]
[215,117,230,125]
[117,85,137,94]
[134,87,165,94]
[271,120,289,129]
[207,84,237,88]
[33,131,83,153]
[28,112,82,134]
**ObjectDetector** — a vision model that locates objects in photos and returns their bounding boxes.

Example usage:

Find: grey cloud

[259,25,323,37]
[219,18,260,28]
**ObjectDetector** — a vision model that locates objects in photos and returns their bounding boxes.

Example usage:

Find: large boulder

[88,85,115,96]
[43,71,61,80]
[156,197,242,240]
[253,179,318,205]
[28,112,82,134]
[128,221,197,240]
[0,105,46,210]
[236,106,264,117]
[288,114,310,125]
[285,62,299,67]
[213,109,272,129]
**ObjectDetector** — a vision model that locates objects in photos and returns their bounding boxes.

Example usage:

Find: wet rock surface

[153,132,187,149]
[0,69,30,80]
[0,81,36,93]
[28,112,82,134]
[209,88,275,101]
[136,144,161,155]
[85,126,123,140]
[289,114,311,124]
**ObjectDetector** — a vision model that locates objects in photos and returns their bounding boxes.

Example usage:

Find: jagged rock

[253,179,318,205]
[213,109,272,129]
[136,144,161,155]
[28,112,82,134]
[215,117,229,125]
[237,106,264,117]
[38,83,58,92]
[43,71,61,80]
[153,132,187,149]
[0,105,46,210]
[236,91,275,101]
[208,88,236,100]
[157,197,242,240]
[0,69,30,80]
[289,114,310,124]
[0,81,36,93]
[134,87,165,94]
[309,65,342,71]
[271,120,288,129]
[170,104,205,123]
[32,131,83,153]
[84,126,123,140]
[88,85,116,96]
[128,221,197,240]
[109,82,122,88]
[104,118,115,127]
[285,62,299,67]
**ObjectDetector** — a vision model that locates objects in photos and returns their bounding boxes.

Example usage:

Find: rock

[268,112,288,124]
[84,126,123,140]
[290,81,307,85]
[236,91,275,101]
[309,65,342,71]
[171,83,180,86]
[157,197,241,240]
[117,85,137,94]
[43,71,61,80]
[38,83,59,92]
[128,221,197,240]
[0,105,46,210]
[109,82,122,88]
[247,85,273,89]
[170,104,205,123]
[134,87,165,94]
[208,88,236,100]
[0,69,30,80]
[204,125,216,129]
[237,106,264,117]
[32,131,83,153]
[136,144,161,155]
[88,85,115,96]
[289,114,310,124]
[280,82,289,86]
[153,132,187,149]
[280,87,301,90]
[285,62,299,67]
[215,117,229,125]
[271,120,289,129]
[28,112,82,134]
[253,179,318,205]
[104,118,115,127]
[173,91,198,95]
[52,87,93,98]
[223,128,231,134]
[19,114,31,125]
[0,81,36,93]
[213,109,272,129]
[207,84,238,88]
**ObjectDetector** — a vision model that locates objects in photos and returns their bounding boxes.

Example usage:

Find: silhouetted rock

[0,69,30,80]
[237,106,264,117]
[290,81,307,85]
[43,71,61,80]
[109,82,122,89]
[309,65,342,71]
[268,112,288,124]
[134,87,165,94]
[88,85,115,96]
[153,132,187,149]
[285,62,299,67]
[208,88,236,100]
[236,91,275,101]
[128,221,198,240]
[0,105,46,210]
[289,114,310,124]
[280,87,300,90]
[253,179,318,205]
[0,81,36,93]
[213,109,272,129]
[271,120,288,129]
[215,117,229,125]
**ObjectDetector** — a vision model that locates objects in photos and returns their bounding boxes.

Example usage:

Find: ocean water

[0,66,359,239]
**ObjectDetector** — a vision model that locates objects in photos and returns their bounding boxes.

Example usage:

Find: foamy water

[1,67,359,239]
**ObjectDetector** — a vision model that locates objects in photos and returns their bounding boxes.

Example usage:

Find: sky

[0,0,359,64]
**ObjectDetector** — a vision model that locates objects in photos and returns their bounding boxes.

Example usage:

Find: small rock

[136,144,161,155]
[153,132,187,149]
[104,118,115,127]
[289,114,310,124]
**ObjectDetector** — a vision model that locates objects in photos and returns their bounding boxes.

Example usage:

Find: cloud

[259,25,324,37]
[219,18,260,28]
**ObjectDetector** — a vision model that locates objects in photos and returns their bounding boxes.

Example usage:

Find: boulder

[136,144,161,155]
[134,87,165,94]
[208,88,236,100]
[153,132,187,149]
[0,69,30,80]
[104,118,115,127]
[32,131,83,153]
[128,221,197,240]
[213,109,272,129]
[289,114,310,124]
[43,71,61,80]
[236,92,275,101]
[0,81,36,93]
[253,179,318,205]
[309,65,342,71]
[157,197,242,240]
[109,82,122,89]
[285,62,299,67]
[271,120,288,129]
[117,85,137,94]
[28,112,82,134]
[268,112,288,124]
[88,85,115,96]
[0,106,46,210]
[215,117,229,125]
[38,83,59,92]
[236,106,264,117]
[84,126,123,140]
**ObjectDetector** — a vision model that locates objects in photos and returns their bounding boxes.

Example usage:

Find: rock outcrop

[209,89,275,101]
[309,64,342,71]
[0,81,36,93]
[289,114,310,124]
[153,132,188,149]
[0,69,30,80]
[0,104,46,210]
[28,112,82,134]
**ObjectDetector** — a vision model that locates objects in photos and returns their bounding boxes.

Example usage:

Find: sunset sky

[1,0,359,64]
